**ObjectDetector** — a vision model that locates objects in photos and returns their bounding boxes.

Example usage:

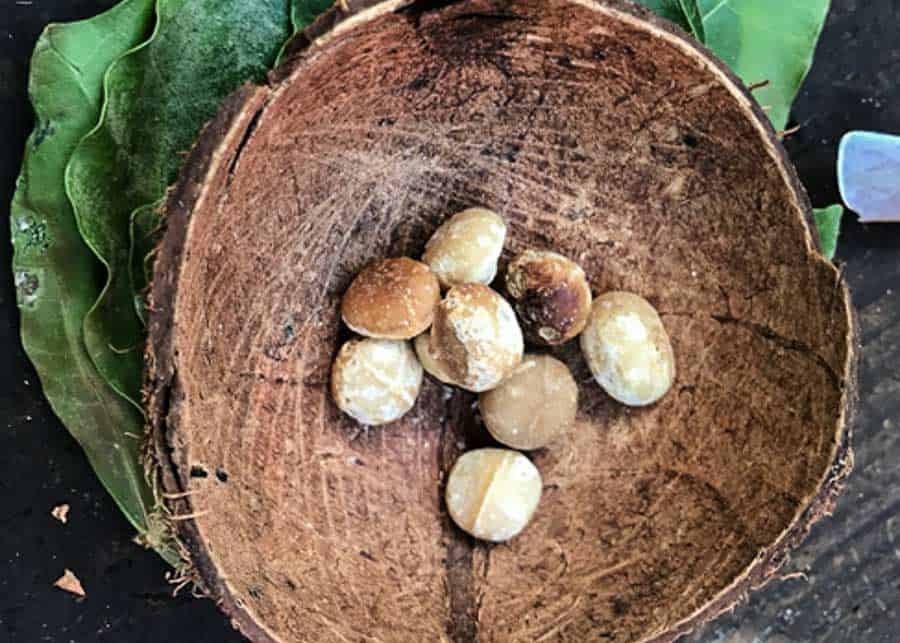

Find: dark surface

[0,1,897,642]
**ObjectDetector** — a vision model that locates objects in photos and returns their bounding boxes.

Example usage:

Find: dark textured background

[1,1,897,642]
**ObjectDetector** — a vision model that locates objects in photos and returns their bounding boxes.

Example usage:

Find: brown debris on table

[50,503,70,524]
[53,569,85,597]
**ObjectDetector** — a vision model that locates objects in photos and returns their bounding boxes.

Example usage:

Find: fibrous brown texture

[145,1,857,641]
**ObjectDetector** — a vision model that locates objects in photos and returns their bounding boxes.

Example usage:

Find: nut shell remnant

[445,448,542,542]
[414,332,458,385]
[480,354,578,450]
[331,338,423,425]
[506,250,592,345]
[580,292,675,406]
[423,208,506,288]
[341,257,440,339]
[431,284,524,392]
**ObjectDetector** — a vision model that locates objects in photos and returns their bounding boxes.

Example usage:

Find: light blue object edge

[837,130,900,223]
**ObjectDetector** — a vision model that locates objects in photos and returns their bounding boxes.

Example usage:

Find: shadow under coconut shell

[147,0,854,642]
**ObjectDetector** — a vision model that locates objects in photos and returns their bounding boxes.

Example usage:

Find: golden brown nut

[445,448,542,542]
[479,354,578,450]
[413,332,458,385]
[331,338,423,425]
[580,292,675,406]
[341,257,440,339]
[422,208,506,288]
[506,250,592,345]
[431,284,524,392]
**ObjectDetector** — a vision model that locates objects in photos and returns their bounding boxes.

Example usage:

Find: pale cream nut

[423,208,506,288]
[445,448,542,542]
[414,332,458,385]
[431,284,524,392]
[479,354,578,450]
[331,338,423,425]
[580,291,675,406]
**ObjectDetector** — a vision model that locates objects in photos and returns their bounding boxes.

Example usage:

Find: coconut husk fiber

[145,1,858,641]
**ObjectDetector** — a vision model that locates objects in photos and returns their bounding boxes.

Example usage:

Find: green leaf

[10,0,180,563]
[698,0,831,130]
[640,1,830,130]
[638,0,706,42]
[277,0,335,68]
[678,0,706,43]
[64,0,294,409]
[291,0,335,32]
[813,205,843,261]
[13,0,336,568]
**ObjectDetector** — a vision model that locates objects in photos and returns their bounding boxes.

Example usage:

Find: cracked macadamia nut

[422,208,506,288]
[331,338,423,425]
[580,292,675,406]
[414,332,458,385]
[445,448,542,542]
[341,257,440,339]
[506,250,592,345]
[479,354,578,450]
[431,284,524,392]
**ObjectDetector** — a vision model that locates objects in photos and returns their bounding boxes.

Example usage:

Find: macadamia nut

[580,292,675,406]
[431,284,524,392]
[423,208,506,288]
[506,250,592,345]
[479,354,578,450]
[414,332,458,385]
[341,257,440,339]
[445,448,542,542]
[331,338,423,425]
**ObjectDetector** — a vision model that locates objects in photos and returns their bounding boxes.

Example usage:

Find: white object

[838,130,900,223]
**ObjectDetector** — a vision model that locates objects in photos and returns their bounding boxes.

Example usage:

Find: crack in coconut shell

[146,1,858,641]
